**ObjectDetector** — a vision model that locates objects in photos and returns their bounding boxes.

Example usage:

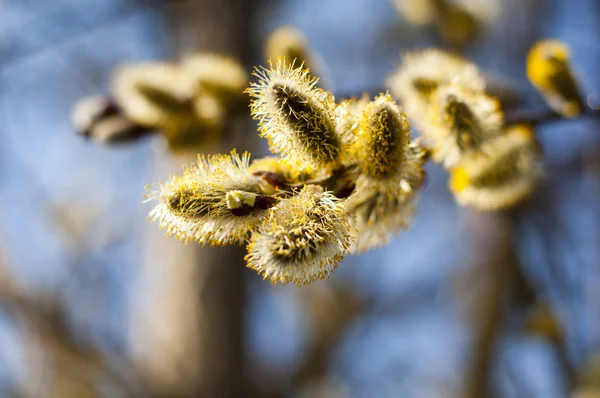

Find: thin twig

[503,106,600,126]
[334,87,600,127]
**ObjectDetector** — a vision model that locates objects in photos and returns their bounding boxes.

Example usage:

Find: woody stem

[335,87,600,127]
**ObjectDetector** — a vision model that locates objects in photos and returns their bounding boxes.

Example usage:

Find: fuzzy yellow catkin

[112,62,192,127]
[345,177,420,253]
[146,151,278,246]
[245,186,352,286]
[72,95,115,136]
[392,0,480,47]
[112,61,222,152]
[246,58,341,170]
[449,124,541,210]
[527,40,584,117]
[180,53,248,127]
[428,84,503,167]
[354,93,410,179]
[174,54,249,152]
[71,95,151,144]
[266,27,313,71]
[344,94,426,253]
[392,0,439,25]
[265,26,333,88]
[386,49,486,142]
[334,95,370,152]
[436,1,479,47]
[181,53,248,99]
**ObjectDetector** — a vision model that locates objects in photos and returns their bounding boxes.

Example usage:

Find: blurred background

[0,0,599,397]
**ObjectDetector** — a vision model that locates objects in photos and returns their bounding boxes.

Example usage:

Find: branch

[334,87,600,127]
[503,105,600,126]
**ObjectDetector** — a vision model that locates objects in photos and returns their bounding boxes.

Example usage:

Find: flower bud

[71,95,153,144]
[429,84,503,167]
[245,187,352,285]
[392,0,498,47]
[345,141,426,253]
[449,124,541,210]
[386,49,486,139]
[354,93,411,179]
[527,39,584,117]
[334,95,370,151]
[181,53,247,100]
[146,151,278,245]
[436,2,479,47]
[112,62,192,127]
[265,26,327,84]
[246,58,341,169]
[392,0,440,25]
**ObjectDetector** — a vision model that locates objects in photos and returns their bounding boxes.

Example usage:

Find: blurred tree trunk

[129,1,251,397]
[456,1,547,397]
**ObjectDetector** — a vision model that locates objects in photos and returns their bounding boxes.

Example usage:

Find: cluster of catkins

[143,36,583,286]
[68,19,587,286]
[387,49,544,210]
[72,54,248,151]
[147,58,427,285]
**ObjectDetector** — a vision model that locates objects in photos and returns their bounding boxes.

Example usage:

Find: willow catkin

[246,58,342,170]
[245,186,352,285]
